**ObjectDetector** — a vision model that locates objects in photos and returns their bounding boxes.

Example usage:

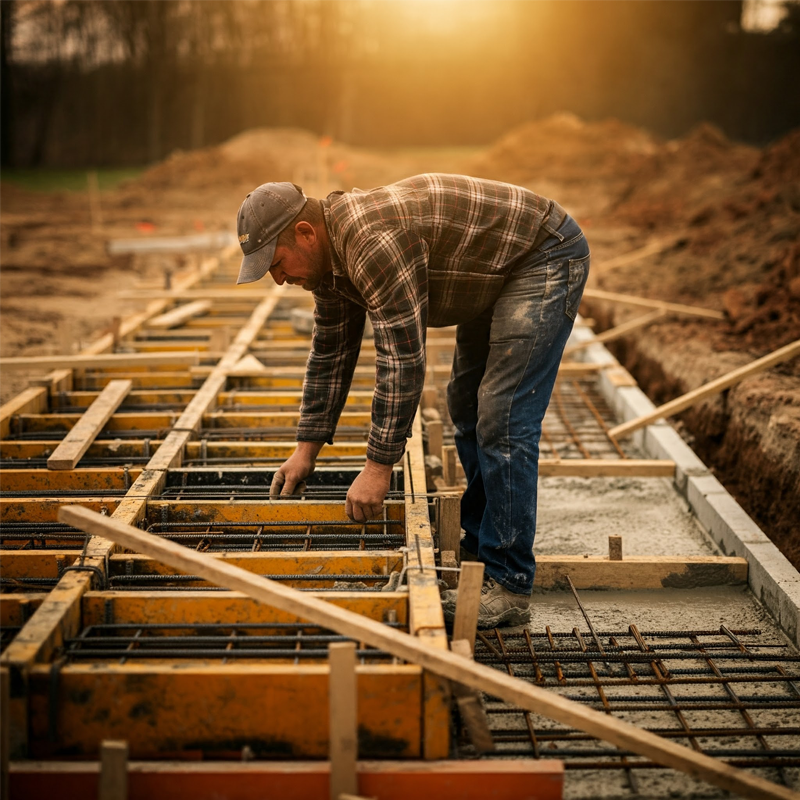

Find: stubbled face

[269,228,327,292]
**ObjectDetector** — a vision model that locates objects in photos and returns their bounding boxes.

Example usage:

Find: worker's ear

[294,221,317,245]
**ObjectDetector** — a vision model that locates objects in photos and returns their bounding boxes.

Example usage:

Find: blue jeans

[447,215,590,594]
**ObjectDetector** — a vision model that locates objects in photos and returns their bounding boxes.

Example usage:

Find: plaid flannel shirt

[296,173,555,464]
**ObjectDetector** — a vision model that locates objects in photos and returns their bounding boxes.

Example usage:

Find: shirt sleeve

[349,228,430,465]
[296,289,366,446]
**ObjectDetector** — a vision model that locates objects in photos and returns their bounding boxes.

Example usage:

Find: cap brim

[236,238,278,285]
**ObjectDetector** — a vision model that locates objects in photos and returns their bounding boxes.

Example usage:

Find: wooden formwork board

[84,592,410,627]
[0,468,144,493]
[28,664,425,759]
[0,553,79,580]
[1,498,122,523]
[0,595,45,628]
[9,760,564,800]
[143,499,405,526]
[58,389,374,408]
[0,440,370,461]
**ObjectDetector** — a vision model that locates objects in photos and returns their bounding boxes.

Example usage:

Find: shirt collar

[321,194,346,278]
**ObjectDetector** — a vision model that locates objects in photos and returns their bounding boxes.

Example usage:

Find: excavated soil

[1,117,798,565]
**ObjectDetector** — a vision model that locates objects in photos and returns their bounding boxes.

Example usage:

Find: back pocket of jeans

[566,254,590,320]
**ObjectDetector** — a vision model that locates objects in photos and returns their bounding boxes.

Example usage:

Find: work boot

[441,577,531,628]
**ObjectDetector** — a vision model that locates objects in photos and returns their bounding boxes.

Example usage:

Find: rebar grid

[61,621,401,664]
[542,381,634,460]
[457,625,800,779]
[144,520,405,552]
[0,523,88,550]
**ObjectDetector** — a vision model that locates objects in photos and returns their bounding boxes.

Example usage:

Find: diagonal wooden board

[47,380,132,470]
[58,506,799,800]
[609,338,800,440]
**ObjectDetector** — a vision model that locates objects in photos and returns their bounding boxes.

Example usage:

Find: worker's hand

[346,459,394,522]
[270,442,324,497]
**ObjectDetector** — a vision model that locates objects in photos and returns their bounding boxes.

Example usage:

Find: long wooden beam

[563,309,666,355]
[58,506,798,800]
[0,353,201,372]
[609,339,800,439]
[583,289,724,320]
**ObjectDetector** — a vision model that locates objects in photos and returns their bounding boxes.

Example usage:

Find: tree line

[1,0,799,168]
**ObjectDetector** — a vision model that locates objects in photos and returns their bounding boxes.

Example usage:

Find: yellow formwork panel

[110,551,404,579]
[0,468,144,493]
[0,594,46,627]
[17,412,179,433]
[1,498,121,522]
[29,664,423,759]
[145,499,405,526]
[83,591,409,627]
[1,552,79,579]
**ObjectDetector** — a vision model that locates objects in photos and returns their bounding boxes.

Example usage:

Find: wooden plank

[99,740,128,800]
[583,288,725,320]
[28,664,422,759]
[404,415,450,760]
[9,760,565,800]
[537,459,674,477]
[329,642,358,800]
[452,563,484,654]
[594,235,679,274]
[563,309,666,355]
[46,381,132,470]
[608,339,800,440]
[534,555,747,590]
[147,300,211,328]
[58,506,795,800]
[0,353,201,372]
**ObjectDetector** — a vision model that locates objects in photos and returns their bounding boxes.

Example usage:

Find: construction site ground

[2,117,800,799]
[2,117,798,570]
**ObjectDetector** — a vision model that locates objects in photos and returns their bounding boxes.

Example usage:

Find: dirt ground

[1,117,798,564]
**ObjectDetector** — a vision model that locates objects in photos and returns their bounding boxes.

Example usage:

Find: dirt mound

[467,113,661,186]
[753,128,800,188]
[126,128,409,202]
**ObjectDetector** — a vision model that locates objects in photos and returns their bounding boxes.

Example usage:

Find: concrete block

[775,581,800,648]
[745,540,800,599]
[686,476,772,556]
[644,426,709,493]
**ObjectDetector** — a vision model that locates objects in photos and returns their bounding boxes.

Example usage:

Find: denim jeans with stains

[447,215,590,594]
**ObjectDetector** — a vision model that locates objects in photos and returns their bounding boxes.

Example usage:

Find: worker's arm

[349,228,430,465]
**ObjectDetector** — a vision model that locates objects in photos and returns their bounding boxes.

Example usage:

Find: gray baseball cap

[236,182,308,285]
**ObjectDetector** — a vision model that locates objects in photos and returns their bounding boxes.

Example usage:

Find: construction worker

[236,175,590,627]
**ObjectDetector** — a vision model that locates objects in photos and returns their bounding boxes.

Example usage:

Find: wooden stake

[438,495,461,558]
[608,339,800,440]
[583,288,724,320]
[47,380,132,470]
[608,536,623,562]
[329,642,358,800]
[426,419,443,461]
[442,446,458,486]
[440,551,459,589]
[450,639,495,754]
[57,506,799,800]
[99,740,128,800]
[452,562,485,655]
